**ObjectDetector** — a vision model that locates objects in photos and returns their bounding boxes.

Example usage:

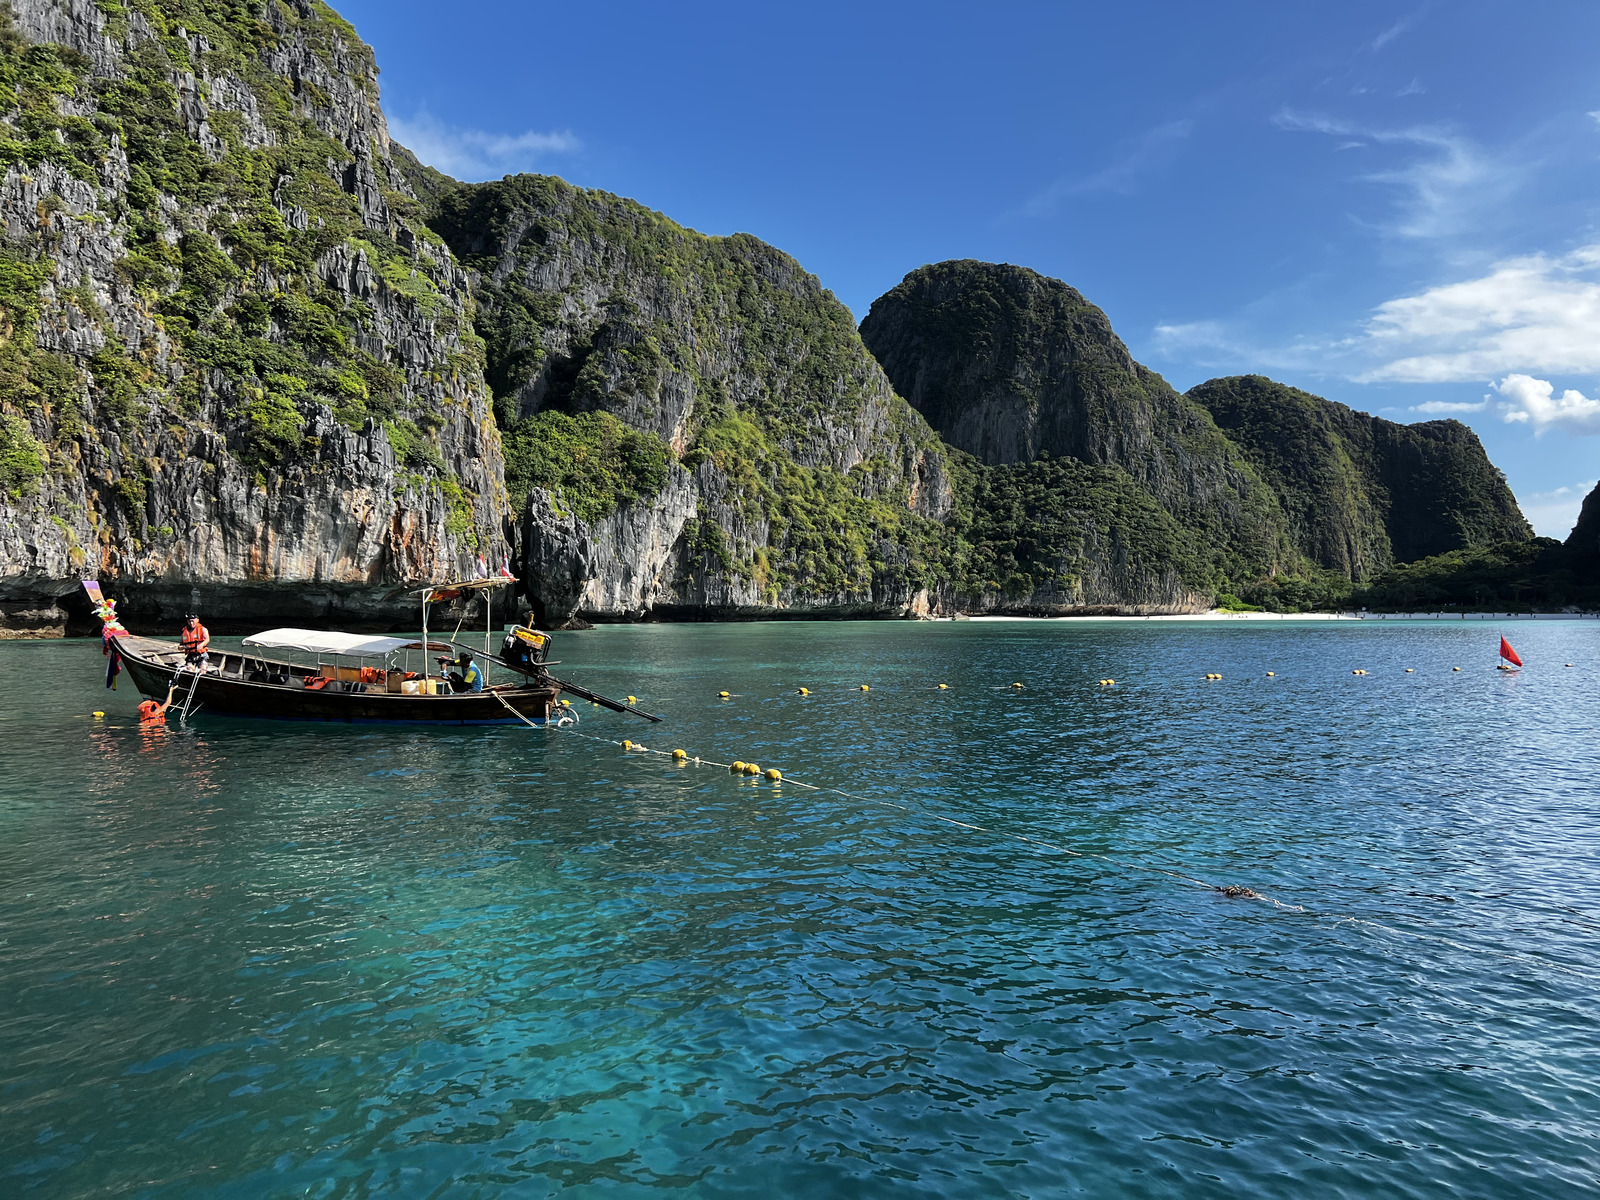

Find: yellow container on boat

[401,679,421,696]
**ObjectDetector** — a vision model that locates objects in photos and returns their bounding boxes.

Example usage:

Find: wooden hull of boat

[115,637,557,726]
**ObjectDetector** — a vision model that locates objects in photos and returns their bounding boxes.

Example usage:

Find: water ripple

[2,621,1599,1196]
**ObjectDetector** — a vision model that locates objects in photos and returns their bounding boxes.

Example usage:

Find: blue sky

[340,0,1600,537]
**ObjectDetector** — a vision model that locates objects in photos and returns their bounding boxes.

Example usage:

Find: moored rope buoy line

[496,663,1598,982]
[491,688,1301,911]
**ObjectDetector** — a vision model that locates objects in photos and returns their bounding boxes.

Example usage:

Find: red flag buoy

[1499,637,1523,667]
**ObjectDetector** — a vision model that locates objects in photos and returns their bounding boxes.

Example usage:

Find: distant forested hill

[1187,375,1531,575]
[859,260,1535,614]
[1349,479,1597,611]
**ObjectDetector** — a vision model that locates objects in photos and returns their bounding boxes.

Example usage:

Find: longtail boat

[84,579,659,726]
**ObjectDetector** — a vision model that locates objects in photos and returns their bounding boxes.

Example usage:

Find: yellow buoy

[731,760,745,773]
[745,763,761,776]
[621,739,632,750]
[796,687,809,695]
[560,698,572,706]
[719,691,730,698]
[1566,663,1574,668]
[859,684,869,691]
[672,748,687,760]
[1405,669,1414,673]
[1453,667,1461,671]
[1011,682,1023,689]
[626,696,637,704]
[1265,672,1275,677]
[937,683,949,690]
[764,768,781,781]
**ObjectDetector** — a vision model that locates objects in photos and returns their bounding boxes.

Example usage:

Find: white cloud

[1410,398,1487,414]
[1275,111,1501,239]
[1396,78,1426,97]
[1517,478,1597,538]
[1372,13,1418,51]
[1496,374,1600,435]
[1360,245,1600,382]
[387,111,579,181]
[1021,120,1194,216]
[1151,320,1229,354]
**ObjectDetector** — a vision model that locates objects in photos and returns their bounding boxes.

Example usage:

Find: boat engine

[499,625,551,676]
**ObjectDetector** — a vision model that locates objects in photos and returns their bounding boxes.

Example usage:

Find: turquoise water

[3,618,1600,1198]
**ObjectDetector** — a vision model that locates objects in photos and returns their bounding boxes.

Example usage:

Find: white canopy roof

[242,628,430,658]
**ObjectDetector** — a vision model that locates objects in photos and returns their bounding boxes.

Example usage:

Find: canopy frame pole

[421,592,429,688]
[484,590,492,686]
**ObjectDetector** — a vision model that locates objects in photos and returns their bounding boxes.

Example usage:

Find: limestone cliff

[425,174,953,624]
[858,260,1535,609]
[1188,375,1532,578]
[859,259,1296,599]
[0,0,506,635]
[0,1,1545,632]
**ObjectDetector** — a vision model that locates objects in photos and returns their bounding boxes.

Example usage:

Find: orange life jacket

[180,622,209,650]
[137,700,165,723]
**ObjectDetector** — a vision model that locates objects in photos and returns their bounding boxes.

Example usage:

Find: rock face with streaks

[424,175,954,624]
[0,0,507,635]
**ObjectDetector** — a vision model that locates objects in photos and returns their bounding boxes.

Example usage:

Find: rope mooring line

[495,695,1600,985]
[495,692,1301,911]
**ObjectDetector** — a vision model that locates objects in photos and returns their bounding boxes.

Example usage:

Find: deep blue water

[3,617,1599,1198]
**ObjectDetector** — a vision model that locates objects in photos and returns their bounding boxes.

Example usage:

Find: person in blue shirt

[442,651,483,693]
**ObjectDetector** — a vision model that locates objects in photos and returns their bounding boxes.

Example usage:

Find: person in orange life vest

[179,612,211,667]
[138,682,179,724]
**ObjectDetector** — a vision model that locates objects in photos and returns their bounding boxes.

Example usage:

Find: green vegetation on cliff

[505,409,670,524]
[0,411,46,498]
[942,451,1206,603]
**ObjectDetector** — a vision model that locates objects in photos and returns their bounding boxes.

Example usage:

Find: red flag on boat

[1499,637,1523,667]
